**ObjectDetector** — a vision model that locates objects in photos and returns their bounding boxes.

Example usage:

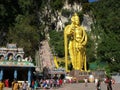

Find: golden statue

[64,13,87,71]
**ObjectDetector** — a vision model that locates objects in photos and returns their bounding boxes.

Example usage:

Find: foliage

[50,0,64,11]
[61,9,72,18]
[86,32,96,62]
[0,0,44,59]
[77,11,84,23]
[82,2,90,13]
[68,0,88,4]
[90,0,120,33]
[49,30,64,57]
[90,0,120,72]
[7,15,40,58]
[0,0,20,45]
[78,80,84,83]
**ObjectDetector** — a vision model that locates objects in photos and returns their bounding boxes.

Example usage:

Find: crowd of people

[30,78,63,89]
[0,75,116,90]
[0,76,64,90]
[0,79,28,90]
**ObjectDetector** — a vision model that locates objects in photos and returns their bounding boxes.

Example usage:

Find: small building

[0,44,35,86]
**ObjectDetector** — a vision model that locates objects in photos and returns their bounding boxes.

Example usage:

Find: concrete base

[69,70,80,77]
[69,70,90,82]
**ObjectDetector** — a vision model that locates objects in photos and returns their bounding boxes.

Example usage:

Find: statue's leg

[78,51,83,71]
[80,49,85,71]
[76,51,80,70]
[69,42,75,69]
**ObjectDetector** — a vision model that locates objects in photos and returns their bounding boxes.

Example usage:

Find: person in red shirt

[59,79,63,86]
[5,79,9,87]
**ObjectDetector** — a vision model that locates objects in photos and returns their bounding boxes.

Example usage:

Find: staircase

[39,40,55,69]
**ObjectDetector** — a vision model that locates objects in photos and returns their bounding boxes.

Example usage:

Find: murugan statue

[64,13,87,71]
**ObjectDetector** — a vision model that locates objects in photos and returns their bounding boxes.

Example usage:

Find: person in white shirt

[84,77,88,87]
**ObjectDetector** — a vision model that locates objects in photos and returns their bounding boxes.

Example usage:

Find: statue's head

[71,13,80,25]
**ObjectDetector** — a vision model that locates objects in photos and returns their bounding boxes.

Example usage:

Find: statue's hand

[70,29,74,34]
[69,26,74,33]
[79,45,83,49]
[76,45,83,52]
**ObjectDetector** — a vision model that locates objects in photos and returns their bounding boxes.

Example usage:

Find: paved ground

[49,83,120,90]
[3,83,120,90]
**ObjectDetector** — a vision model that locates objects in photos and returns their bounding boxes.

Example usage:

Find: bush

[78,80,84,83]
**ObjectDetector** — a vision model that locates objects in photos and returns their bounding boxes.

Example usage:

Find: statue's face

[74,18,80,25]
[72,17,80,25]
[71,13,80,25]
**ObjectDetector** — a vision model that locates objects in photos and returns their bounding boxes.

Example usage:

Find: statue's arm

[64,25,74,36]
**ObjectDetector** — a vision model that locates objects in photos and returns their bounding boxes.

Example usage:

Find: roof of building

[0,61,35,67]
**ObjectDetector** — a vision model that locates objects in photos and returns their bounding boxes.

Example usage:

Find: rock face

[82,14,93,32]
[55,1,92,32]
[55,1,83,32]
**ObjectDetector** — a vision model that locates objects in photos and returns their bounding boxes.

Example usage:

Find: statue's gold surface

[64,13,87,71]
[54,56,59,68]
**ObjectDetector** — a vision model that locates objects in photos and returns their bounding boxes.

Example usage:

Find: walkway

[3,83,120,90]
[43,83,119,90]
[55,83,120,90]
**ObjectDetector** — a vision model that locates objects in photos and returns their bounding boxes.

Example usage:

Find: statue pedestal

[69,70,80,83]
[70,70,80,77]
[69,70,90,83]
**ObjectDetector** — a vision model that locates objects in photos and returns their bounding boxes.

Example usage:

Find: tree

[7,15,40,58]
[0,0,21,45]
[90,0,120,72]
[49,30,64,57]
[0,0,43,59]
[50,0,64,11]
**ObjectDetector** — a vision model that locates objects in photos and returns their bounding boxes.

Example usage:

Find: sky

[88,0,97,2]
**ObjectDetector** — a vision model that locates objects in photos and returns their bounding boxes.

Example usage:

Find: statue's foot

[87,70,91,72]
[80,69,83,71]
[84,70,90,72]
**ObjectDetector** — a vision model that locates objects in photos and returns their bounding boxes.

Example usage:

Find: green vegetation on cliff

[90,0,120,72]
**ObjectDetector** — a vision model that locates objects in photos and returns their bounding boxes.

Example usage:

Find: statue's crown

[71,13,79,21]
